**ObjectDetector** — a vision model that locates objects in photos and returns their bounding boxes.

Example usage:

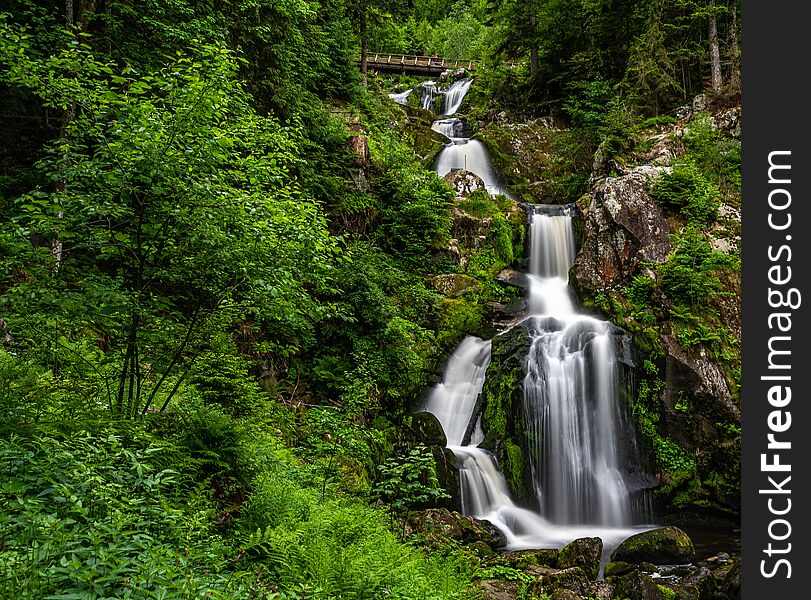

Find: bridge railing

[364,53,476,71]
[359,53,521,72]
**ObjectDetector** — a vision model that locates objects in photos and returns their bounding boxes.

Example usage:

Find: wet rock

[610,570,666,600]
[477,579,522,600]
[611,526,696,565]
[681,566,716,600]
[478,323,535,505]
[572,166,671,293]
[559,537,603,580]
[531,567,590,597]
[719,563,740,600]
[496,268,529,291]
[603,561,636,578]
[407,508,508,549]
[499,548,559,569]
[445,169,487,197]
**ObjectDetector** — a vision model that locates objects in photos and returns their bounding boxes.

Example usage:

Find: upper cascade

[387,78,473,115]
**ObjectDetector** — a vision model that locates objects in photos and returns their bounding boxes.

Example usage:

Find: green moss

[500,439,525,500]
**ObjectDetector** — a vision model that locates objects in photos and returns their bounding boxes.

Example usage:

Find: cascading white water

[523,206,637,527]
[443,78,473,115]
[431,118,466,141]
[434,139,511,197]
[424,201,651,557]
[389,89,412,105]
[420,81,439,111]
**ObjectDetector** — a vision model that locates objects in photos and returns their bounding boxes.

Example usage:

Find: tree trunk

[708,0,722,93]
[360,9,368,87]
[728,4,741,91]
[529,14,539,76]
[53,0,77,273]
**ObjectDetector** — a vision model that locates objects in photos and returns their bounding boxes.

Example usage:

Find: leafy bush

[652,163,720,224]
[657,228,735,306]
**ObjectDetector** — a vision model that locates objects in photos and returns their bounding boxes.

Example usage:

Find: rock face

[558,537,603,580]
[407,508,508,549]
[611,570,666,600]
[611,526,696,565]
[478,323,535,506]
[444,169,486,197]
[572,166,671,294]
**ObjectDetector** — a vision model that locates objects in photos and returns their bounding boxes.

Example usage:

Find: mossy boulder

[476,579,523,600]
[611,526,696,565]
[530,567,590,597]
[403,412,447,447]
[604,561,636,578]
[407,508,507,549]
[478,323,535,506]
[551,589,581,600]
[610,570,667,600]
[558,537,603,580]
[498,548,559,569]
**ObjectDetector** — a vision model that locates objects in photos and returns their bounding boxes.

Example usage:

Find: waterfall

[443,78,473,115]
[431,118,466,141]
[434,139,510,197]
[420,81,439,111]
[423,202,651,555]
[522,206,638,527]
[389,89,412,105]
[388,78,473,115]
[423,77,649,556]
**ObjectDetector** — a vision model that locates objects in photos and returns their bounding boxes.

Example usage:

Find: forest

[1,1,741,599]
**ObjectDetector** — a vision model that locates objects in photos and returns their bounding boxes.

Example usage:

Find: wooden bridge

[361,53,476,76]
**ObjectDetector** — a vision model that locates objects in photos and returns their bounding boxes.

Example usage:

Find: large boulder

[572,165,671,294]
[559,537,603,580]
[610,570,667,600]
[530,567,590,598]
[611,526,696,565]
[444,169,486,197]
[407,508,507,549]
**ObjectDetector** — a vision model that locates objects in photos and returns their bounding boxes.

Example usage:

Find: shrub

[652,163,720,224]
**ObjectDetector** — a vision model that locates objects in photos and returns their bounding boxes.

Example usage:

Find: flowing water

[389,89,412,105]
[443,78,473,115]
[422,78,651,557]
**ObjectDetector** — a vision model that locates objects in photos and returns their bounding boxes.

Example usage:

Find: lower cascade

[421,80,652,555]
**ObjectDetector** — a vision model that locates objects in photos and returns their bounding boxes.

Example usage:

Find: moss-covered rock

[407,508,508,549]
[478,323,535,506]
[497,548,560,569]
[530,567,590,598]
[476,118,583,204]
[610,570,667,600]
[558,537,603,580]
[604,561,636,578]
[611,526,696,565]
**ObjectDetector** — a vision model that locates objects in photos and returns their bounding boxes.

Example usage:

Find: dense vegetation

[1,0,740,598]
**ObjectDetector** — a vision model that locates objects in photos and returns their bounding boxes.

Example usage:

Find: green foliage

[373,445,450,520]
[683,113,741,192]
[634,403,696,475]
[657,228,736,306]
[652,163,721,224]
[474,564,534,583]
